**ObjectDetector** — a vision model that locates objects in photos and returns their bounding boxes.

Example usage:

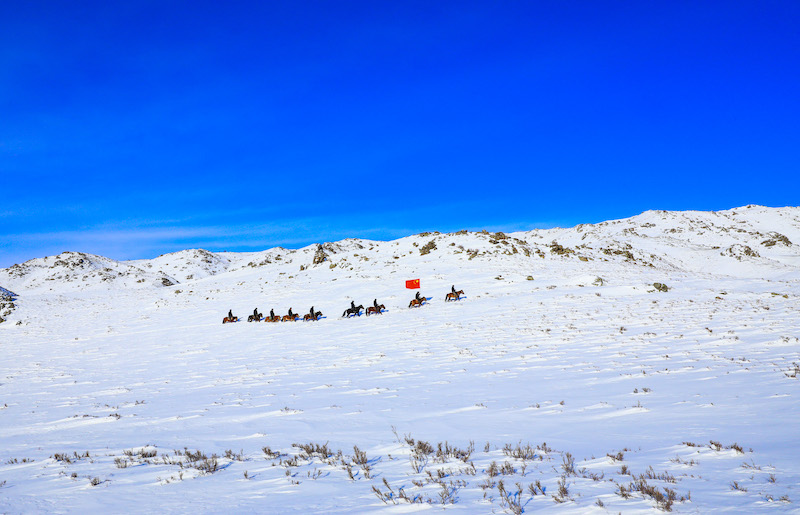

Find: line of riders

[222,286,465,324]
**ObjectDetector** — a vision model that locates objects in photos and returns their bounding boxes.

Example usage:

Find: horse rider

[451,285,456,294]
[228,309,234,320]
[253,307,259,320]
[373,298,380,310]
[351,300,356,311]
[309,306,315,320]
[288,307,294,318]
[415,291,422,302]
[270,308,275,320]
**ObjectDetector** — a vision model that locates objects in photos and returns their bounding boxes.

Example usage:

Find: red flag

[405,279,420,289]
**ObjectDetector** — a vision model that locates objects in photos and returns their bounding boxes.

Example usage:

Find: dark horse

[366,304,385,315]
[342,305,364,317]
[248,312,263,322]
[304,311,323,321]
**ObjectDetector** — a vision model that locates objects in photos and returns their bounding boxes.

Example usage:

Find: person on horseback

[373,298,380,310]
[309,306,315,320]
[253,307,259,320]
[351,300,356,310]
[415,291,422,301]
[451,285,456,294]
[288,307,294,318]
[270,308,275,320]
[228,309,234,319]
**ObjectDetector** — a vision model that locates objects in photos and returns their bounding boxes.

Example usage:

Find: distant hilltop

[1,205,798,294]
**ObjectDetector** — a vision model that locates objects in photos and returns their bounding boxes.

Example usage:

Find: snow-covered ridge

[128,248,231,283]
[2,205,798,294]
[1,251,179,292]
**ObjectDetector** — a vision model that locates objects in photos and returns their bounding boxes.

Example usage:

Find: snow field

[1,206,799,512]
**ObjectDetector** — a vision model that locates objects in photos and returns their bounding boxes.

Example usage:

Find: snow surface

[1,205,799,513]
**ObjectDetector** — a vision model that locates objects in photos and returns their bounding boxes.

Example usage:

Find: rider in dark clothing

[270,308,275,320]
[351,300,356,310]
[228,309,234,319]
[253,308,259,319]
[288,307,294,318]
[309,306,315,319]
[415,291,422,301]
[451,285,456,294]
[373,298,379,309]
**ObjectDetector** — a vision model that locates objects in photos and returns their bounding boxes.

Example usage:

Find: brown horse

[282,314,298,322]
[445,290,465,301]
[222,316,239,324]
[303,311,323,321]
[265,315,281,323]
[366,304,385,315]
[409,298,425,308]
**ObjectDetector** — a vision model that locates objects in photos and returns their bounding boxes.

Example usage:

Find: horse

[366,304,385,316]
[222,316,239,324]
[303,311,323,321]
[248,313,263,322]
[282,314,299,322]
[409,298,426,308]
[445,290,465,302]
[265,315,281,323]
[342,305,364,318]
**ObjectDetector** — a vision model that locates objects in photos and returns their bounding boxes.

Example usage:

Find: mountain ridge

[2,205,798,295]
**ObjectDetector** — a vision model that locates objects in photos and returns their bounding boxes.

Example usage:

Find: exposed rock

[0,298,15,323]
[313,244,329,265]
[419,240,437,256]
[550,241,574,256]
[761,232,792,247]
[601,247,634,260]
[721,244,760,261]
[653,282,669,292]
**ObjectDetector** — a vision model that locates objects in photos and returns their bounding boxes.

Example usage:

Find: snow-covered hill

[128,248,231,283]
[3,205,797,296]
[1,206,798,513]
[0,251,180,292]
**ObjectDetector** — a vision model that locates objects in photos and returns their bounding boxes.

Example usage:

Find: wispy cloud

[1,218,415,267]
[1,204,565,268]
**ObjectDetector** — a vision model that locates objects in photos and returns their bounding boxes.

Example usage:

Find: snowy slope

[0,251,179,293]
[128,249,231,283]
[1,206,799,513]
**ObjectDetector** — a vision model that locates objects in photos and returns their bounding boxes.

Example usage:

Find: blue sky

[2,1,798,268]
